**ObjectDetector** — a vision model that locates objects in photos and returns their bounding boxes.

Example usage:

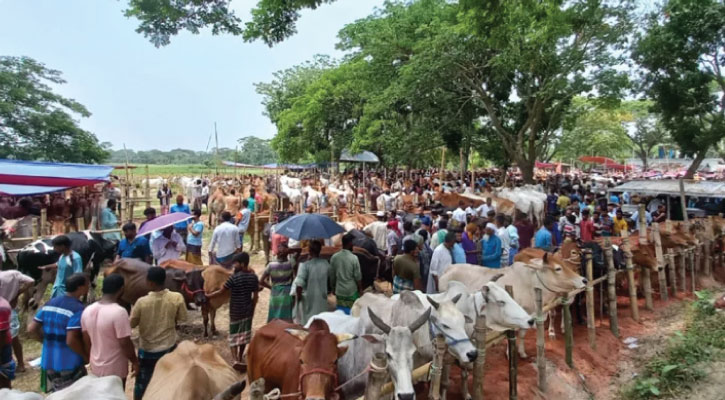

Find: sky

[0,0,386,151]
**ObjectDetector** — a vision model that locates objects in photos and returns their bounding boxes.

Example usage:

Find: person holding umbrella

[151,226,186,265]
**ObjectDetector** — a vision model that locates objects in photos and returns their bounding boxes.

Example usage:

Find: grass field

[114,164,271,180]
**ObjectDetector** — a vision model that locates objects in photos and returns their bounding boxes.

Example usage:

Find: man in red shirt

[0,296,13,389]
[580,209,595,242]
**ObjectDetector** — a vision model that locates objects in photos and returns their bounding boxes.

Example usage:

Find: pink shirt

[81,301,132,378]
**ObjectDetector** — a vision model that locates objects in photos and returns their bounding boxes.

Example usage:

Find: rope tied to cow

[263,389,299,399]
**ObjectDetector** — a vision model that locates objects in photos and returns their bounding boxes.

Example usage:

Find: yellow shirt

[130,289,187,352]
[613,217,629,235]
[557,195,571,211]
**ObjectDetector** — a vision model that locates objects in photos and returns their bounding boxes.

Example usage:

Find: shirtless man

[224,189,242,221]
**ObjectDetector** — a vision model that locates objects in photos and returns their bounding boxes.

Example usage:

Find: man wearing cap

[363,211,389,253]
[452,201,467,225]
[481,223,503,268]
[427,232,456,293]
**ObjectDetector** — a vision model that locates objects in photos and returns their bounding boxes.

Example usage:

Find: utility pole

[214,122,219,176]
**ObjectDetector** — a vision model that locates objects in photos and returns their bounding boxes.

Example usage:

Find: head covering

[420,215,432,227]
[465,222,478,235]
[387,220,401,236]
[486,222,497,231]
[376,211,385,217]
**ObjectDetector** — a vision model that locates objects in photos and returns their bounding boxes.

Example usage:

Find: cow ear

[337,345,349,358]
[543,252,549,263]
[360,334,384,344]
[285,329,309,341]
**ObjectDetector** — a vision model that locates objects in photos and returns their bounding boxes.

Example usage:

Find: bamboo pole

[364,353,388,400]
[638,204,648,244]
[705,240,713,277]
[472,312,487,400]
[641,265,654,311]
[621,234,640,322]
[653,223,668,301]
[428,335,446,400]
[666,249,677,296]
[689,248,696,293]
[505,285,517,400]
[441,353,453,399]
[583,249,596,349]
[40,208,47,236]
[679,179,688,225]
[249,378,265,400]
[144,165,151,209]
[119,184,126,223]
[603,238,619,337]
[76,217,85,232]
[32,217,39,240]
[680,249,687,292]
[535,288,546,392]
[562,292,574,368]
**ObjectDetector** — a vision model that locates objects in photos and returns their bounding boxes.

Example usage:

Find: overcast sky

[0,0,385,151]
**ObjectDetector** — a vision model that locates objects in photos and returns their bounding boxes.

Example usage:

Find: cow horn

[543,252,549,263]
[213,381,246,400]
[335,333,357,343]
[426,296,440,310]
[490,273,504,282]
[409,307,432,333]
[368,308,391,334]
[451,293,463,304]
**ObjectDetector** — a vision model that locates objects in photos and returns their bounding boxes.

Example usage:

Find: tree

[124,0,335,47]
[635,0,725,178]
[0,56,109,163]
[237,136,277,165]
[626,115,669,171]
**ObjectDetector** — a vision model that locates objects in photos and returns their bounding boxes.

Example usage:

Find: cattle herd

[1,168,725,400]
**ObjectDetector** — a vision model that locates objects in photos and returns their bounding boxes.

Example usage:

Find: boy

[46,235,84,299]
[207,252,259,372]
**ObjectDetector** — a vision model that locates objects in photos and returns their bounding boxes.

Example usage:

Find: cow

[13,231,117,307]
[306,308,431,400]
[196,265,232,337]
[208,187,227,228]
[439,257,587,358]
[0,390,43,400]
[247,319,355,399]
[46,375,126,400]
[144,341,243,400]
[104,258,188,307]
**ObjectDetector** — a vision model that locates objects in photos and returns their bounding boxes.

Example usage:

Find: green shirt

[393,254,421,281]
[329,249,362,297]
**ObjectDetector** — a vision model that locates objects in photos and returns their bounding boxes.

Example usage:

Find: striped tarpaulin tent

[0,159,113,196]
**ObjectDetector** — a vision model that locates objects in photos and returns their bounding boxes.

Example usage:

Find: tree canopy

[635,0,725,178]
[0,56,109,163]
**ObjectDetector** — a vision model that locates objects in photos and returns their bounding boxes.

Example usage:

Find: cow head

[426,294,478,363]
[520,253,587,293]
[183,269,207,305]
[286,319,354,400]
[631,243,660,272]
[366,307,431,400]
[479,279,534,331]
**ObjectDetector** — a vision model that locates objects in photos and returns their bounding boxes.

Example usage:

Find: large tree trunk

[684,151,707,179]
[518,157,535,184]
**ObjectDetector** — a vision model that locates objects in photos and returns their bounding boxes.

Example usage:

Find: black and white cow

[12,231,117,307]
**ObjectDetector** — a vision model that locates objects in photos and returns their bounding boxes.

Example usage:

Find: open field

[114,164,272,180]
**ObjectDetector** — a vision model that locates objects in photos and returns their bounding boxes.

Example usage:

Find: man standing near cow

[152,226,186,265]
[260,243,295,322]
[186,209,204,265]
[427,231,456,293]
[481,223,503,268]
[0,270,34,374]
[116,222,152,264]
[393,239,423,293]
[100,199,121,242]
[535,217,555,252]
[363,211,388,253]
[130,267,187,400]
[237,199,252,250]
[209,211,242,267]
[157,183,172,215]
[206,252,259,372]
[293,241,331,325]
[80,274,138,388]
[329,233,362,314]
[28,273,89,393]
[170,195,191,245]
[0,296,14,389]
[46,235,84,299]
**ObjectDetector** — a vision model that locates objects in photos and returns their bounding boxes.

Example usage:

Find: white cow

[495,186,547,224]
[439,259,587,358]
[281,183,302,211]
[280,176,302,189]
[306,308,430,400]
[0,390,43,400]
[45,375,126,400]
[302,185,323,210]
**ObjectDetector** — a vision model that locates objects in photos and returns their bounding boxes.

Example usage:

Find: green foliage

[635,0,725,177]
[0,56,109,163]
[237,136,277,165]
[621,291,725,400]
[107,140,277,166]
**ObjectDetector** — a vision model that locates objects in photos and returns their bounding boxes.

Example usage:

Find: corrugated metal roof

[610,180,725,198]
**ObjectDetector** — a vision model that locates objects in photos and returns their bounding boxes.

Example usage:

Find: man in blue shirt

[481,223,502,268]
[534,217,555,252]
[237,199,252,249]
[28,273,88,393]
[116,222,152,264]
[47,236,84,299]
[546,189,558,216]
[247,189,257,212]
[170,195,191,245]
[452,230,466,264]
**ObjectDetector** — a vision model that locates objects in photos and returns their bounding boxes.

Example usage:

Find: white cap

[376,211,385,217]
[486,223,497,231]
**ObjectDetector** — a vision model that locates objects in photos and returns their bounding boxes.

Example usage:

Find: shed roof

[610,179,725,198]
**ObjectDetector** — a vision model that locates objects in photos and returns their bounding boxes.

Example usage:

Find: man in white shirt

[237,199,252,249]
[209,211,242,266]
[427,232,456,294]
[452,201,467,225]
[494,215,510,267]
[363,211,389,252]
[476,197,494,217]
[152,226,186,265]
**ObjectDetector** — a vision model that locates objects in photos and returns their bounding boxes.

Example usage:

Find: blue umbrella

[274,213,344,241]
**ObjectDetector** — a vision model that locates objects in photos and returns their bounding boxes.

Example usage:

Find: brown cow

[144,341,243,400]
[248,319,354,399]
[105,258,188,306]
[200,265,233,337]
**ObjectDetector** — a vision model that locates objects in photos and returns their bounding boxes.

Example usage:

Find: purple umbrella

[137,212,192,236]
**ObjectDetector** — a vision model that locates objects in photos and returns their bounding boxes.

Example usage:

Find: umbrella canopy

[137,212,192,236]
[339,149,380,163]
[274,213,344,241]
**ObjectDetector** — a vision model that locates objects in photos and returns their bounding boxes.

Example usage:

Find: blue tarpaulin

[0,159,113,196]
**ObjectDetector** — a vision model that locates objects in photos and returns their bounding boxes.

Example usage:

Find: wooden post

[76,217,85,232]
[249,378,265,400]
[119,184,126,223]
[428,335,446,400]
[562,292,573,368]
[364,353,389,400]
[440,354,453,400]
[40,208,47,236]
[472,312,487,400]
[621,234,640,322]
[535,288,547,392]
[32,217,39,240]
[666,249,677,296]
[679,179,688,225]
[679,249,687,292]
[689,248,696,293]
[653,223,668,301]
[705,240,713,277]
[505,285,517,400]
[603,238,619,337]
[638,204,648,244]
[583,249,596,349]
[641,265,654,311]
[144,165,151,209]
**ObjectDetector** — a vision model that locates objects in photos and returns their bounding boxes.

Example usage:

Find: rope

[263,388,300,399]
[534,269,559,294]
[333,358,388,392]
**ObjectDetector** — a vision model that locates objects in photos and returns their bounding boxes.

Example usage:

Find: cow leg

[202,304,209,337]
[210,307,218,336]
[517,329,528,359]
[548,310,557,339]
